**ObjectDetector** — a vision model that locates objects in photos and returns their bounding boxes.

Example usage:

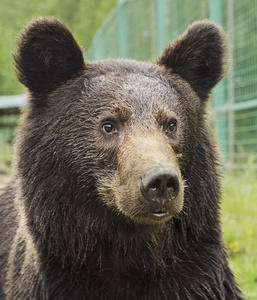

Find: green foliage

[222,160,257,300]
[0,0,116,95]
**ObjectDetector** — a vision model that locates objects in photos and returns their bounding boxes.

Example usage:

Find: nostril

[147,176,166,196]
[167,177,179,194]
[149,179,160,192]
[167,178,174,189]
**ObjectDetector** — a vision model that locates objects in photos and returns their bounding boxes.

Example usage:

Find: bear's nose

[140,168,180,204]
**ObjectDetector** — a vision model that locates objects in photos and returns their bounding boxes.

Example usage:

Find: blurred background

[0,0,256,298]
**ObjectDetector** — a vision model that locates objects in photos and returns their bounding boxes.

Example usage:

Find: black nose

[140,168,180,204]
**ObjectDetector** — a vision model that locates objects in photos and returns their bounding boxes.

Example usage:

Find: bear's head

[14,18,225,245]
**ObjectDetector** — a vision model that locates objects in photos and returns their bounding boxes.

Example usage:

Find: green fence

[86,0,257,168]
[0,95,25,174]
[0,114,18,174]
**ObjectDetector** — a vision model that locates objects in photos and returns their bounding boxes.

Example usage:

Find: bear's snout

[137,166,183,222]
[140,167,180,205]
[112,132,185,224]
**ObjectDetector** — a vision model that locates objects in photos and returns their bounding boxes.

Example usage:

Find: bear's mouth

[151,211,169,218]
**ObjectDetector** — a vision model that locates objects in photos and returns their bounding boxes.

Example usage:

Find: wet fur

[0,18,243,299]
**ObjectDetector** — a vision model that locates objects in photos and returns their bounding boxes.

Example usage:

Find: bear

[0,17,244,300]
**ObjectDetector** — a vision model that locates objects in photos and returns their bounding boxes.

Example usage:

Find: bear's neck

[35,211,223,299]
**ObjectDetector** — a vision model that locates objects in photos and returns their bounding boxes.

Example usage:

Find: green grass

[0,141,12,174]
[221,158,257,300]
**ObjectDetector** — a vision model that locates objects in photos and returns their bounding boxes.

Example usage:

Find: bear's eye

[102,123,118,134]
[165,120,177,134]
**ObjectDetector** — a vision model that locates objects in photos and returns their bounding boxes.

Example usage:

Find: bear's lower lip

[152,212,169,218]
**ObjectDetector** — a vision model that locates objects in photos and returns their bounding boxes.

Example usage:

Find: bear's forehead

[87,73,177,105]
[84,73,179,125]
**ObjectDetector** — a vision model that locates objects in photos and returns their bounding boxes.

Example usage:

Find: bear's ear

[156,20,226,101]
[14,17,85,94]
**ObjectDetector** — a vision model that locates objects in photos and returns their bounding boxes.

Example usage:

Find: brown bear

[0,17,244,299]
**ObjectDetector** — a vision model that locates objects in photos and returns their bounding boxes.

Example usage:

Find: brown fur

[0,18,244,299]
